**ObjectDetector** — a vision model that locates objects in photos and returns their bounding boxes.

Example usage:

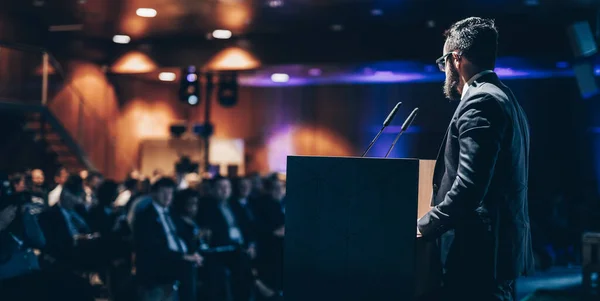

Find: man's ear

[452,53,461,70]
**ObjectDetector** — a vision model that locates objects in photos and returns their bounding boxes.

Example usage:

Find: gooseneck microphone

[361,102,402,157]
[385,107,419,158]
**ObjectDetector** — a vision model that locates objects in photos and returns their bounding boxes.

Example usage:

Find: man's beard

[443,64,462,101]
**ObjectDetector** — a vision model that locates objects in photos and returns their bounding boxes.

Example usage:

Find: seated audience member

[200,176,255,301]
[38,175,96,301]
[29,169,48,205]
[84,172,104,210]
[173,188,228,301]
[231,177,259,238]
[89,180,132,301]
[248,172,264,200]
[115,177,138,208]
[0,178,48,301]
[255,174,286,294]
[39,175,99,266]
[47,167,69,207]
[133,177,203,301]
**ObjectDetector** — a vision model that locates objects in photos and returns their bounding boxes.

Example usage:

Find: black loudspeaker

[170,124,187,138]
[218,72,238,107]
[567,21,597,58]
[567,21,599,99]
[573,61,599,99]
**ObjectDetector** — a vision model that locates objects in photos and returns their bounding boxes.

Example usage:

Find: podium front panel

[285,156,419,301]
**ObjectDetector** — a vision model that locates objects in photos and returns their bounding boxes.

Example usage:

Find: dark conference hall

[1,0,600,300]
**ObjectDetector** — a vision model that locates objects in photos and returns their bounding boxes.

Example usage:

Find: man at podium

[417,17,535,300]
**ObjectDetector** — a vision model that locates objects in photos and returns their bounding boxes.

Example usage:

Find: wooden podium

[284,156,439,301]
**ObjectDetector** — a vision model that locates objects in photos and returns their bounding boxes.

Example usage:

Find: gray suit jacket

[417,72,535,280]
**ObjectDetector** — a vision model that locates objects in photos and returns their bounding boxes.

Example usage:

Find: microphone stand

[362,127,385,157]
[385,130,406,158]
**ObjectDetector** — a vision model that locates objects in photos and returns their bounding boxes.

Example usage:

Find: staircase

[0,101,95,176]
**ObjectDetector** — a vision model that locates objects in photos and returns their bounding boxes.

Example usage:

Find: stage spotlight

[212,29,232,39]
[271,73,289,83]
[158,72,176,81]
[218,72,238,107]
[188,95,199,105]
[136,8,157,18]
[113,35,131,44]
[179,66,201,106]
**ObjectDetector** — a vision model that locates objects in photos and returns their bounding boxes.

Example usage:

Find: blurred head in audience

[248,172,263,195]
[124,177,138,192]
[151,177,176,208]
[85,171,104,191]
[60,175,85,210]
[31,169,45,187]
[138,178,151,195]
[234,177,252,199]
[97,180,119,208]
[214,176,232,203]
[9,173,26,193]
[198,180,213,198]
[55,167,69,186]
[173,189,199,218]
[264,175,285,202]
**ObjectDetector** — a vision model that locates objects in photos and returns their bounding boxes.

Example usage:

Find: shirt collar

[461,70,494,99]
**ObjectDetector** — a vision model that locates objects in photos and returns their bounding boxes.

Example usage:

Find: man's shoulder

[460,81,512,113]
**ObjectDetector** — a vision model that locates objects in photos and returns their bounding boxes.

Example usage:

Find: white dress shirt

[47,185,62,207]
[114,190,132,207]
[152,202,187,253]
[462,70,495,100]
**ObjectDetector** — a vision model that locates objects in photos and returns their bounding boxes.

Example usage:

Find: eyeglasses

[435,51,461,72]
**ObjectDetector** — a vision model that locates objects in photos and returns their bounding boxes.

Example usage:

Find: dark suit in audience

[134,203,190,300]
[201,200,255,301]
[37,175,96,301]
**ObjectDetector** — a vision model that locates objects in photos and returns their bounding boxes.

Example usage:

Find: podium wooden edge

[418,160,435,220]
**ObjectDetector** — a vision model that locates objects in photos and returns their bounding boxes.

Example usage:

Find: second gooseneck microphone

[361,102,402,157]
[385,107,419,158]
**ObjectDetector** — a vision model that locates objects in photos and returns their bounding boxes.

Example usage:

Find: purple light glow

[494,68,529,77]
[308,68,322,76]
[236,58,584,87]
[187,73,197,82]
[267,126,296,172]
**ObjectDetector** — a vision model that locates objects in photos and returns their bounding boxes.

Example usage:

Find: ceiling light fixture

[267,0,284,7]
[158,72,176,82]
[113,35,131,44]
[136,8,157,18]
[271,73,289,83]
[212,29,232,39]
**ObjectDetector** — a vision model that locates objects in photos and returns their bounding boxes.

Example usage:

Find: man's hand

[183,253,204,266]
[0,205,17,231]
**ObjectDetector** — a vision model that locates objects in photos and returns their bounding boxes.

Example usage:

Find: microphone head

[383,102,402,127]
[401,107,419,131]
